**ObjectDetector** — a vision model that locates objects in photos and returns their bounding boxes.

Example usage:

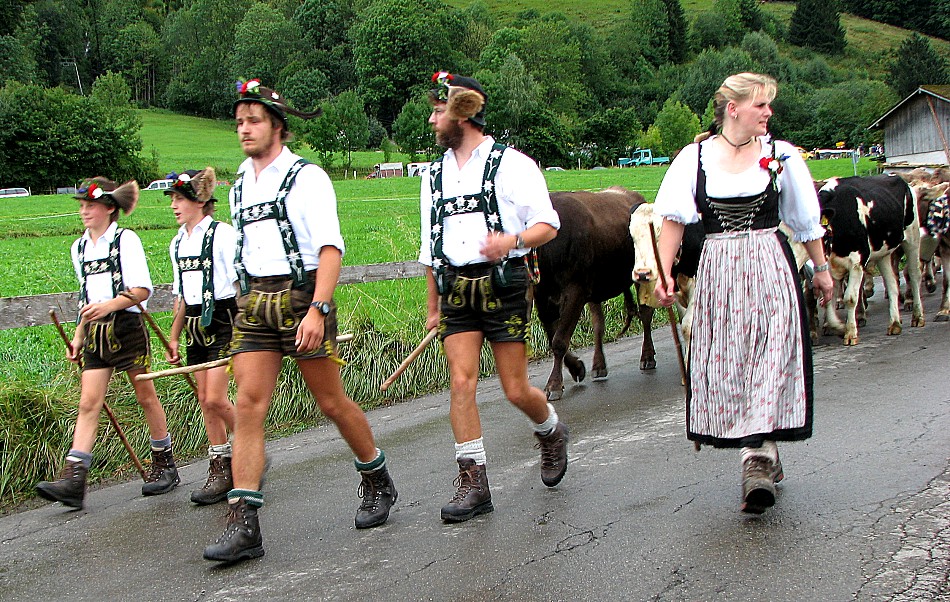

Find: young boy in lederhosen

[164,168,239,505]
[37,177,180,509]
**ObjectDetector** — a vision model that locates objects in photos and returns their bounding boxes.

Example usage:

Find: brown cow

[534,187,654,401]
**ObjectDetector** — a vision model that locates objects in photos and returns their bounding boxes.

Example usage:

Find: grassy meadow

[0,102,880,510]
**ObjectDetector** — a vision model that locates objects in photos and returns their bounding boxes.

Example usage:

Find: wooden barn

[869,85,950,171]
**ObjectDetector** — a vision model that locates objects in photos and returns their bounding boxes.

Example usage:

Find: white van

[145,179,175,191]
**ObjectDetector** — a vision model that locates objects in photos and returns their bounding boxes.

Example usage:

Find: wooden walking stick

[49,310,148,481]
[648,224,700,451]
[380,328,438,391]
[119,291,199,396]
[135,334,355,382]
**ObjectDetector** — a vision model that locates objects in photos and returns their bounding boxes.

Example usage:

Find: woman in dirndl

[653,72,835,514]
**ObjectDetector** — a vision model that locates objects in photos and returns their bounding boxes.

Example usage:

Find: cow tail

[904,184,917,228]
[618,288,635,337]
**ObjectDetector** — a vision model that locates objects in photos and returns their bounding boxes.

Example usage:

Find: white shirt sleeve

[774,140,825,242]
[119,229,153,294]
[293,164,345,260]
[418,174,434,267]
[496,151,560,231]
[653,143,701,224]
[169,233,181,297]
[213,221,239,290]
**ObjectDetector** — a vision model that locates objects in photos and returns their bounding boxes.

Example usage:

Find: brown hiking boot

[772,451,785,484]
[441,459,493,523]
[36,460,87,509]
[535,422,569,487]
[355,464,398,529]
[741,456,777,514]
[203,499,264,563]
[142,447,180,496]
[191,455,232,505]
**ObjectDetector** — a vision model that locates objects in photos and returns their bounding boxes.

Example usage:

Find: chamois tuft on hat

[75,177,139,215]
[165,167,217,203]
[429,71,488,127]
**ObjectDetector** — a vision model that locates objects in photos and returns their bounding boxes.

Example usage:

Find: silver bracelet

[813,263,830,273]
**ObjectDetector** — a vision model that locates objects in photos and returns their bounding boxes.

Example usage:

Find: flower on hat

[432,71,453,101]
[78,181,103,200]
[236,79,262,96]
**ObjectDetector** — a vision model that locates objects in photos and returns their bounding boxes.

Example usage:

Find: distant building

[869,85,950,172]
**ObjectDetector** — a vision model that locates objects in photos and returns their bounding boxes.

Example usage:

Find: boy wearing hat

[419,72,568,523]
[203,80,397,563]
[164,168,239,505]
[37,178,180,509]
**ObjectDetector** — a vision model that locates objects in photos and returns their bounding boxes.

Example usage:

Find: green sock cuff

[228,489,263,507]
[354,449,385,472]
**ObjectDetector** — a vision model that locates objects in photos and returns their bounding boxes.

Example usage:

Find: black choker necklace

[720,133,754,149]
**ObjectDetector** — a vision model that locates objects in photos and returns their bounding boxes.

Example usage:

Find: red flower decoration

[758,157,771,170]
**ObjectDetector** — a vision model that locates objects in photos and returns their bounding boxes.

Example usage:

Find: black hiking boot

[535,422,569,487]
[36,460,88,509]
[191,455,232,505]
[355,464,398,529]
[441,459,493,523]
[203,499,264,563]
[142,447,180,496]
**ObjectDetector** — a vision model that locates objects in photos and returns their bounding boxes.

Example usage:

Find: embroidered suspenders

[428,142,507,293]
[78,228,125,316]
[232,158,310,294]
[174,220,219,327]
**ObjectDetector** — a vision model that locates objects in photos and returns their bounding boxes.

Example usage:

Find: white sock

[209,443,232,458]
[533,403,559,436]
[455,438,487,465]
[740,440,778,464]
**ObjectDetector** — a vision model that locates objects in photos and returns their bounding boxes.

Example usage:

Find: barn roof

[869,85,950,129]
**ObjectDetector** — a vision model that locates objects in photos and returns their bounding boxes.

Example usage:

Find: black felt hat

[164,168,216,203]
[74,177,138,215]
[429,71,487,127]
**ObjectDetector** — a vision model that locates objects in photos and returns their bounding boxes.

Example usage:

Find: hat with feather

[429,71,487,127]
[164,168,217,204]
[233,79,322,130]
[74,177,139,215]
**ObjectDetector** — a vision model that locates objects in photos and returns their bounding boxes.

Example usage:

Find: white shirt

[654,137,825,242]
[230,146,345,277]
[169,216,238,305]
[418,136,560,267]
[70,222,152,311]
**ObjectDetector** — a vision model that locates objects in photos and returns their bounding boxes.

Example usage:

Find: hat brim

[233,97,288,130]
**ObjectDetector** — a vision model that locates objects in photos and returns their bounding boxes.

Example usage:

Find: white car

[0,187,29,198]
[545,166,566,171]
[144,179,175,191]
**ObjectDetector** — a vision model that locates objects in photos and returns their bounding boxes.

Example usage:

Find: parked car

[0,187,30,198]
[619,149,670,167]
[144,179,175,191]
[545,166,566,171]
[794,146,814,160]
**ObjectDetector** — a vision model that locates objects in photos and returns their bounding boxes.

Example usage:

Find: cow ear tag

[820,216,829,227]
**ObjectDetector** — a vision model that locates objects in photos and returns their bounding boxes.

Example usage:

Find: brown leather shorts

[81,311,151,372]
[230,272,338,360]
[439,262,531,343]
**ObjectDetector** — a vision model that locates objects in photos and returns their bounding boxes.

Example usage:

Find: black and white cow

[817,175,924,345]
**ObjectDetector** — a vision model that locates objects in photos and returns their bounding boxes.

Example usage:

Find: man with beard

[203,80,397,563]
[419,72,568,523]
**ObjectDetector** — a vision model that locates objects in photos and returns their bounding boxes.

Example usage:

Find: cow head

[628,203,665,305]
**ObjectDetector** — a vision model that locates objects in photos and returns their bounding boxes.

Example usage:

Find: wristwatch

[310,301,331,315]
[515,234,526,249]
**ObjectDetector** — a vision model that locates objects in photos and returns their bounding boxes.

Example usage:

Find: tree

[677,47,754,114]
[473,55,540,144]
[581,107,642,166]
[292,0,357,94]
[233,3,301,92]
[303,99,341,170]
[334,90,370,170]
[0,82,146,190]
[351,0,465,127]
[392,99,435,162]
[809,80,897,148]
[789,0,845,55]
[887,33,950,99]
[628,0,671,68]
[661,0,688,64]
[642,97,700,158]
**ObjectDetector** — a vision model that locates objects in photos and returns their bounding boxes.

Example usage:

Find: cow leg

[823,274,846,337]
[535,296,567,402]
[901,229,925,327]
[589,302,608,380]
[638,301,657,371]
[877,254,903,335]
[937,243,950,321]
[541,286,588,401]
[802,269,820,344]
[841,264,865,345]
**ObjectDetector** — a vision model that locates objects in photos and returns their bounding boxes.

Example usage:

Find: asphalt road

[2,285,949,601]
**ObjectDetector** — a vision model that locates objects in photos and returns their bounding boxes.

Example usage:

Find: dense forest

[0,0,948,190]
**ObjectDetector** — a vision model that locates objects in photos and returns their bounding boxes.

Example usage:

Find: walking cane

[49,310,148,481]
[648,224,700,451]
[380,329,438,391]
[119,291,199,396]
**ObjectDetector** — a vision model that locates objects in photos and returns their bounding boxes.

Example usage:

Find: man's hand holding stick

[49,309,147,480]
[380,329,438,391]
